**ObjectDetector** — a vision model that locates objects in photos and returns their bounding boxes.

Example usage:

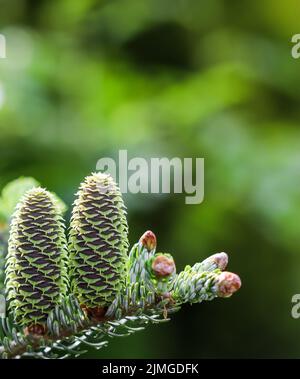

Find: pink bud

[152,255,176,277]
[216,272,241,298]
[140,230,157,251]
[211,252,228,270]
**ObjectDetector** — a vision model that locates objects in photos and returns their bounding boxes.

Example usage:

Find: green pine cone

[69,173,129,311]
[5,188,68,329]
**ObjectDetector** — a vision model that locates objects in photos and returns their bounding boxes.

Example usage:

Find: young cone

[69,173,129,316]
[5,188,68,331]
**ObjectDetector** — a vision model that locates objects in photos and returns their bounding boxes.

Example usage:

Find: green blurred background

[0,0,300,358]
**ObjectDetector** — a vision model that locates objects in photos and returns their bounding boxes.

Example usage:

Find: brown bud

[140,230,157,251]
[152,255,175,277]
[81,305,108,321]
[211,252,228,271]
[24,324,46,337]
[216,272,241,298]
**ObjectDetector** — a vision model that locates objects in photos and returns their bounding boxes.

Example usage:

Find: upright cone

[5,188,68,329]
[69,173,129,312]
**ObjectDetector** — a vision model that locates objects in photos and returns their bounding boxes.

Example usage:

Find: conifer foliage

[0,174,241,359]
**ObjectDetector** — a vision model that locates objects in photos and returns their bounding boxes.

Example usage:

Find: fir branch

[0,175,242,359]
[0,240,241,359]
